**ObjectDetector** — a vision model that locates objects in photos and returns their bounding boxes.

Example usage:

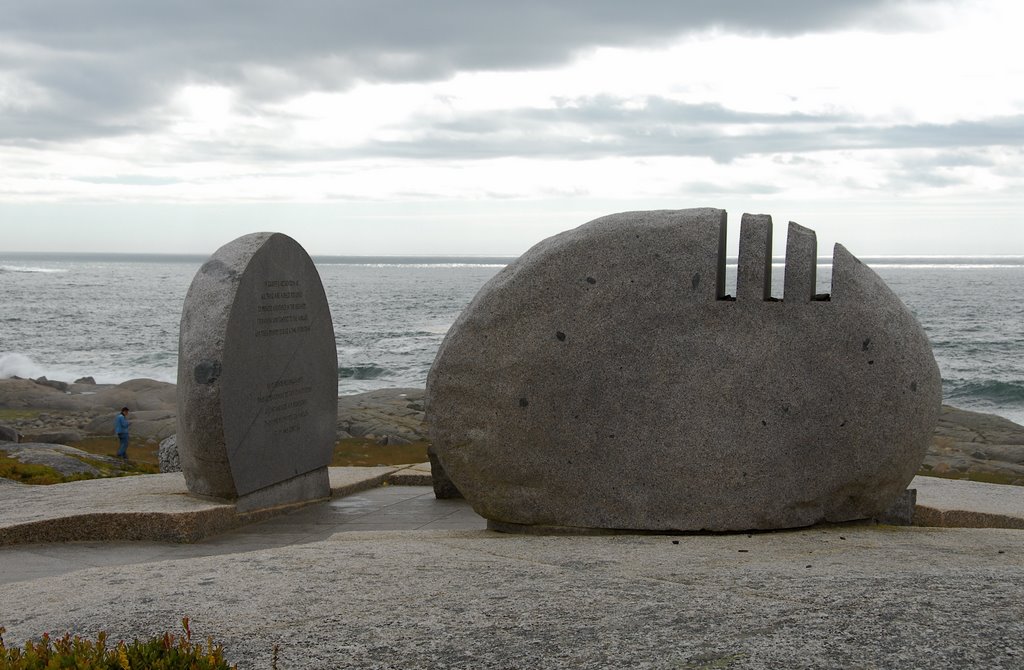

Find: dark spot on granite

[200,259,237,281]
[193,361,222,385]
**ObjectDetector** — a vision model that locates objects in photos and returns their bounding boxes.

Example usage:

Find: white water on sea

[1,252,1022,425]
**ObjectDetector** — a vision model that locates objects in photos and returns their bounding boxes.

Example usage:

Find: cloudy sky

[1,0,1021,256]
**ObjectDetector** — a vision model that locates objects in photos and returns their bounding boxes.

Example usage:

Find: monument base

[487,520,682,536]
[235,467,330,513]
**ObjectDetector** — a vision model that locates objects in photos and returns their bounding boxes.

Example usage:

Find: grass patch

[0,408,41,421]
[332,438,429,466]
[69,435,161,465]
[0,452,97,485]
[79,454,160,476]
[0,444,159,485]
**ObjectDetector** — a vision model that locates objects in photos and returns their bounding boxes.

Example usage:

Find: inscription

[257,376,313,435]
[255,278,311,337]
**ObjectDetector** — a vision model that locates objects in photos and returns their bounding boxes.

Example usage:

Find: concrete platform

[1,473,1023,668]
[913,475,1024,529]
[0,485,485,586]
[1,523,1022,668]
[0,464,434,545]
[3,470,1021,546]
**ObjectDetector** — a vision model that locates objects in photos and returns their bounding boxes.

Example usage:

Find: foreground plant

[0,617,236,669]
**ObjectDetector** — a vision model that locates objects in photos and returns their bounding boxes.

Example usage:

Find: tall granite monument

[426,208,942,533]
[177,233,337,512]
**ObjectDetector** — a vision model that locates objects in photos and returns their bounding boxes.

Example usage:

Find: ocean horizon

[5,250,1024,266]
[2,251,1022,426]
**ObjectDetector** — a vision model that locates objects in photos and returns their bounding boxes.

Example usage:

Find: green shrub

[0,617,236,669]
[0,453,83,485]
[0,450,159,486]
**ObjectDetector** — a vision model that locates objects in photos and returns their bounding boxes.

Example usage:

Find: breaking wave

[0,264,67,274]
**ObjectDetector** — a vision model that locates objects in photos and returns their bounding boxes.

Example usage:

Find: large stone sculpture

[426,208,942,532]
[177,233,338,512]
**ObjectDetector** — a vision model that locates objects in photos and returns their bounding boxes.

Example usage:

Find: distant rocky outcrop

[0,377,175,413]
[336,388,428,444]
[84,409,176,442]
[27,429,86,446]
[0,377,176,446]
[33,376,70,392]
[924,405,1024,485]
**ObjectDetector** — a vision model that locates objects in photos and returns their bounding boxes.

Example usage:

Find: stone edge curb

[0,464,430,546]
[4,469,1024,546]
[914,506,1024,530]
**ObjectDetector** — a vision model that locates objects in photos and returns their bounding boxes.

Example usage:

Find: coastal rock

[337,388,427,443]
[158,435,181,473]
[21,429,85,446]
[0,377,175,413]
[85,409,176,442]
[0,443,105,477]
[427,209,942,532]
[74,376,96,385]
[32,377,69,393]
[923,406,1024,485]
[0,425,20,443]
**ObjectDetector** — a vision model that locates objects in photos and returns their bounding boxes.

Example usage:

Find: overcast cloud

[0,0,1021,254]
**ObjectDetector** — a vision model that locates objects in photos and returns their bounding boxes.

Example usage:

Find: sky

[1,0,1022,257]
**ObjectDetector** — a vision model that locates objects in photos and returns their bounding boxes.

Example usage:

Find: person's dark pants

[117,432,129,458]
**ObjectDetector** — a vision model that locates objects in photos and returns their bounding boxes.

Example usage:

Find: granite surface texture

[176,233,337,505]
[2,474,1023,667]
[427,209,942,532]
[2,524,1022,669]
[0,466,422,545]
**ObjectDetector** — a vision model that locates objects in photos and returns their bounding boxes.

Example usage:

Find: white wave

[0,352,47,379]
[338,346,366,356]
[0,351,176,385]
[0,264,68,274]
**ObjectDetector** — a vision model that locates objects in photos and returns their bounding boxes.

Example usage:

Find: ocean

[1,252,1022,426]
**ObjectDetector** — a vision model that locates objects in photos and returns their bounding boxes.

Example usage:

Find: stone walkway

[0,464,439,544]
[2,472,1024,668]
[0,485,484,585]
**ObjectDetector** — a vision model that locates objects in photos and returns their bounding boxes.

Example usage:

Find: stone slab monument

[177,233,337,512]
[426,208,942,533]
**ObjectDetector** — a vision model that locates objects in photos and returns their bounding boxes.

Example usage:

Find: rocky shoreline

[1,376,1022,486]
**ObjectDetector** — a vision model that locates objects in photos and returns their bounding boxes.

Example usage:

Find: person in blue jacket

[115,407,131,459]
